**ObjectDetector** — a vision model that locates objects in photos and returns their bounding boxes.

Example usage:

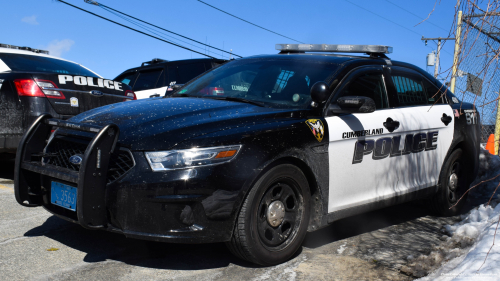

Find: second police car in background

[0,43,136,155]
[14,44,480,265]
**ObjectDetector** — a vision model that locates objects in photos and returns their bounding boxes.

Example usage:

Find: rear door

[386,66,454,192]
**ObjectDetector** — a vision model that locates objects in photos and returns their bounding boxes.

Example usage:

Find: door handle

[383,117,400,133]
[441,113,452,126]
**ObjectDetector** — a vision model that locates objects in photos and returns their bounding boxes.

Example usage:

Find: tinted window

[116,72,137,86]
[391,69,444,106]
[168,63,206,85]
[175,59,338,109]
[338,72,388,109]
[0,54,98,77]
[133,69,162,91]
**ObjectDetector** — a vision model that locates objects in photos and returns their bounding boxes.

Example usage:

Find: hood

[69,97,294,150]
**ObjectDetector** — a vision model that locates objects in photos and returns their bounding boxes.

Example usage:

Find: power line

[343,0,453,57]
[384,0,450,33]
[56,0,217,58]
[85,0,241,58]
[344,0,423,37]
[100,6,210,53]
[196,0,304,43]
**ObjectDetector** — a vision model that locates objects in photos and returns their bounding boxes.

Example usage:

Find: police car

[114,58,227,99]
[14,44,480,265]
[0,43,136,154]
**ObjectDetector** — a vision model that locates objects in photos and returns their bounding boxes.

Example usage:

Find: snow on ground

[416,150,500,280]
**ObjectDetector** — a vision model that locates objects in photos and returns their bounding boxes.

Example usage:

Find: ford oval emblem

[90,90,104,97]
[69,155,83,165]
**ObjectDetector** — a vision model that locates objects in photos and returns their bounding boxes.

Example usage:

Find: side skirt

[326,185,439,224]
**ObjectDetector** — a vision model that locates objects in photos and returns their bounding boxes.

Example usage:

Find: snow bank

[415,150,500,280]
[418,202,500,280]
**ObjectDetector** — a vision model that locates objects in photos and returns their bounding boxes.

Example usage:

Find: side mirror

[171,84,184,90]
[329,96,376,114]
[165,84,185,96]
[310,81,330,106]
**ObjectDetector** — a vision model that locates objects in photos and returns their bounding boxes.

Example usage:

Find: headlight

[145,145,242,171]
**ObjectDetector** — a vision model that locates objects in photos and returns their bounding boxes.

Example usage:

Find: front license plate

[51,182,77,211]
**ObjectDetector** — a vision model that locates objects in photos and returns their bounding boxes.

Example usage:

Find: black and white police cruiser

[0,43,136,155]
[14,44,480,265]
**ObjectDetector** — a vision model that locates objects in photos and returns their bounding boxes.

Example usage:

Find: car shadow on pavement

[22,199,481,271]
[23,215,268,270]
[303,198,481,249]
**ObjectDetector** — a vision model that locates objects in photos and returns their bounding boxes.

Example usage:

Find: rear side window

[168,63,206,85]
[391,68,444,106]
[133,69,163,91]
[0,53,98,77]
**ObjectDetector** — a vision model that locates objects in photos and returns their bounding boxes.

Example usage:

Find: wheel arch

[239,156,324,233]
[441,138,476,187]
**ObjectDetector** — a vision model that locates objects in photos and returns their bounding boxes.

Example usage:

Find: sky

[2,0,461,80]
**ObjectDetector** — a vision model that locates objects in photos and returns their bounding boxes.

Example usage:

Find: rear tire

[226,164,310,265]
[430,149,469,216]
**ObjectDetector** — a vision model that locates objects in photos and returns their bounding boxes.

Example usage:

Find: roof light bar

[0,43,49,55]
[276,44,393,54]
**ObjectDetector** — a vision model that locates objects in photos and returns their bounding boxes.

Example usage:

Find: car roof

[245,53,431,78]
[118,58,228,75]
[0,47,77,63]
[0,47,101,77]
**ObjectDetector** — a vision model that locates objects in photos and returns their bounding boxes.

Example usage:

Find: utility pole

[451,10,463,94]
[421,37,455,78]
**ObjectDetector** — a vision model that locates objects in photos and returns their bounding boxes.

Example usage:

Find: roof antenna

[84,0,99,5]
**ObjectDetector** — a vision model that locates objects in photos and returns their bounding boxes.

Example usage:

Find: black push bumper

[14,115,241,243]
[15,114,119,229]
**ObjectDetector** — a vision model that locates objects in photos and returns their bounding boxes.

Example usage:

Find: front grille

[46,138,87,171]
[106,150,135,184]
[45,138,134,184]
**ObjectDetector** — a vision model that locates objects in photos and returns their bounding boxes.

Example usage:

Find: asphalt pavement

[0,157,471,281]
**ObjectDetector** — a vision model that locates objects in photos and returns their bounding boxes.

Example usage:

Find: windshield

[0,54,98,77]
[173,58,339,109]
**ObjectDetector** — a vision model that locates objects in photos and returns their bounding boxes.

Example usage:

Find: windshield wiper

[207,96,265,107]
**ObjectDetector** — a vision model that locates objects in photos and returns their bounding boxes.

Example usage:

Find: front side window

[0,53,98,77]
[337,71,388,109]
[391,69,444,106]
[116,72,137,86]
[174,59,339,109]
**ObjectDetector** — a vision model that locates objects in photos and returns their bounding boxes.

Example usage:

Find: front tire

[430,149,469,216]
[226,164,310,265]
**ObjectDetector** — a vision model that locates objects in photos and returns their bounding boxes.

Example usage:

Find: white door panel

[326,105,454,213]
[326,109,401,213]
[389,105,454,190]
[135,86,169,99]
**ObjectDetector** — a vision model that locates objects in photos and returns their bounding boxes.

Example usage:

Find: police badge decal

[305,119,324,142]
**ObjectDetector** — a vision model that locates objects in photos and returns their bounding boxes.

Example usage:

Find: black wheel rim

[256,179,303,249]
[447,161,461,203]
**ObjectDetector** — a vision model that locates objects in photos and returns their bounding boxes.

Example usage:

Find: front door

[325,66,404,213]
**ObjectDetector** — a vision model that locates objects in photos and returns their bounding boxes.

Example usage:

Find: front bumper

[15,115,242,243]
